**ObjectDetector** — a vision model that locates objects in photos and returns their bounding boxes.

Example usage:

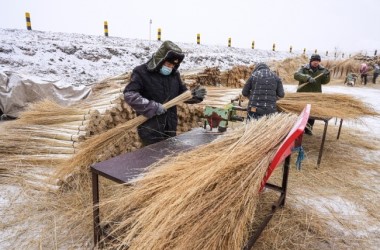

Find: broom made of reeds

[99,113,298,250]
[277,92,379,119]
[55,90,193,181]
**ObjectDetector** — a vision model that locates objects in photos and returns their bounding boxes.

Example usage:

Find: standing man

[242,63,285,120]
[373,63,379,84]
[294,54,330,135]
[123,40,206,145]
[360,63,368,85]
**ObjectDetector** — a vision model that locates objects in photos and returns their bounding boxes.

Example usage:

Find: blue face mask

[160,65,173,76]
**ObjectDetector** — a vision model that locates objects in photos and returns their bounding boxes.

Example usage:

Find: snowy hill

[0,28,303,85]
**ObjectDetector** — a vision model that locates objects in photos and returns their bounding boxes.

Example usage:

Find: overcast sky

[1,0,379,54]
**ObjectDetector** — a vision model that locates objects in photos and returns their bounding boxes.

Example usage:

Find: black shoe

[304,129,313,136]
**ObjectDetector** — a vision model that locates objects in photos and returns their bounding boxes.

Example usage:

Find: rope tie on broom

[292,146,304,170]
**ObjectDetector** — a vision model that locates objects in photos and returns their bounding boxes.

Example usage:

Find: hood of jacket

[252,63,270,75]
[146,40,185,73]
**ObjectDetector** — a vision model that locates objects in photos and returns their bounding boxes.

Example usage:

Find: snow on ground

[1,28,379,248]
[0,28,304,85]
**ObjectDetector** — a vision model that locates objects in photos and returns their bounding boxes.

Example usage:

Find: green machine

[203,104,246,132]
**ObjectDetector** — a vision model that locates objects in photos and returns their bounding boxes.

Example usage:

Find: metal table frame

[243,155,291,249]
[310,116,343,167]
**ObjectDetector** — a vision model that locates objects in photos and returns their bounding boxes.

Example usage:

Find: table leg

[337,119,343,140]
[317,120,329,167]
[92,172,100,247]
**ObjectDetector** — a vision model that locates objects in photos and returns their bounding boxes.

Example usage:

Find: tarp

[0,71,92,118]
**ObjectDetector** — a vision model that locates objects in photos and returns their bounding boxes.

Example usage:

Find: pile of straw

[268,55,309,83]
[55,91,193,182]
[98,113,298,249]
[277,92,379,119]
[183,67,222,87]
[201,87,242,107]
[220,65,255,88]
[324,59,361,79]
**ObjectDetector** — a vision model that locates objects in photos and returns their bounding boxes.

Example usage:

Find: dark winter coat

[294,63,330,92]
[123,41,199,145]
[242,63,285,115]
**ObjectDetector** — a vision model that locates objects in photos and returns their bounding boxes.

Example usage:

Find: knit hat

[310,54,321,62]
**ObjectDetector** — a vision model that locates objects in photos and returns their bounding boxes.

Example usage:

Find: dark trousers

[373,73,379,84]
[247,111,263,121]
[361,74,368,85]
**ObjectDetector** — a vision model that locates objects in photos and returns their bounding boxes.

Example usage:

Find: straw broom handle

[296,72,324,90]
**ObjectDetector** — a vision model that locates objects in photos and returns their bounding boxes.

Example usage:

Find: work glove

[323,69,330,77]
[192,86,207,100]
[308,77,316,84]
[156,103,166,115]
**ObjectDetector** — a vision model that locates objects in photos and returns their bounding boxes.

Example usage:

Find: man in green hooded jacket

[294,54,330,135]
[123,40,206,145]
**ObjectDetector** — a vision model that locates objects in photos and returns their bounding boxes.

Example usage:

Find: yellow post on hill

[104,21,108,37]
[272,43,276,51]
[228,38,231,47]
[157,28,161,41]
[197,34,200,44]
[252,41,255,49]
[25,12,32,30]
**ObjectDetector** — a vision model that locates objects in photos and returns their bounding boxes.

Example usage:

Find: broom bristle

[99,113,298,249]
[277,92,379,119]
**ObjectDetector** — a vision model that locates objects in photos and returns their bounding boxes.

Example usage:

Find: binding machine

[203,103,246,132]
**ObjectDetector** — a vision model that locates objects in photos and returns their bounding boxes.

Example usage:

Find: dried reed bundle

[100,113,298,250]
[324,58,362,79]
[55,91,193,181]
[0,154,71,171]
[268,55,309,83]
[17,99,90,125]
[277,92,379,119]
[199,87,241,107]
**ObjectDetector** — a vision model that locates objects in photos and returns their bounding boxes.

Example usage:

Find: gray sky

[1,0,379,54]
